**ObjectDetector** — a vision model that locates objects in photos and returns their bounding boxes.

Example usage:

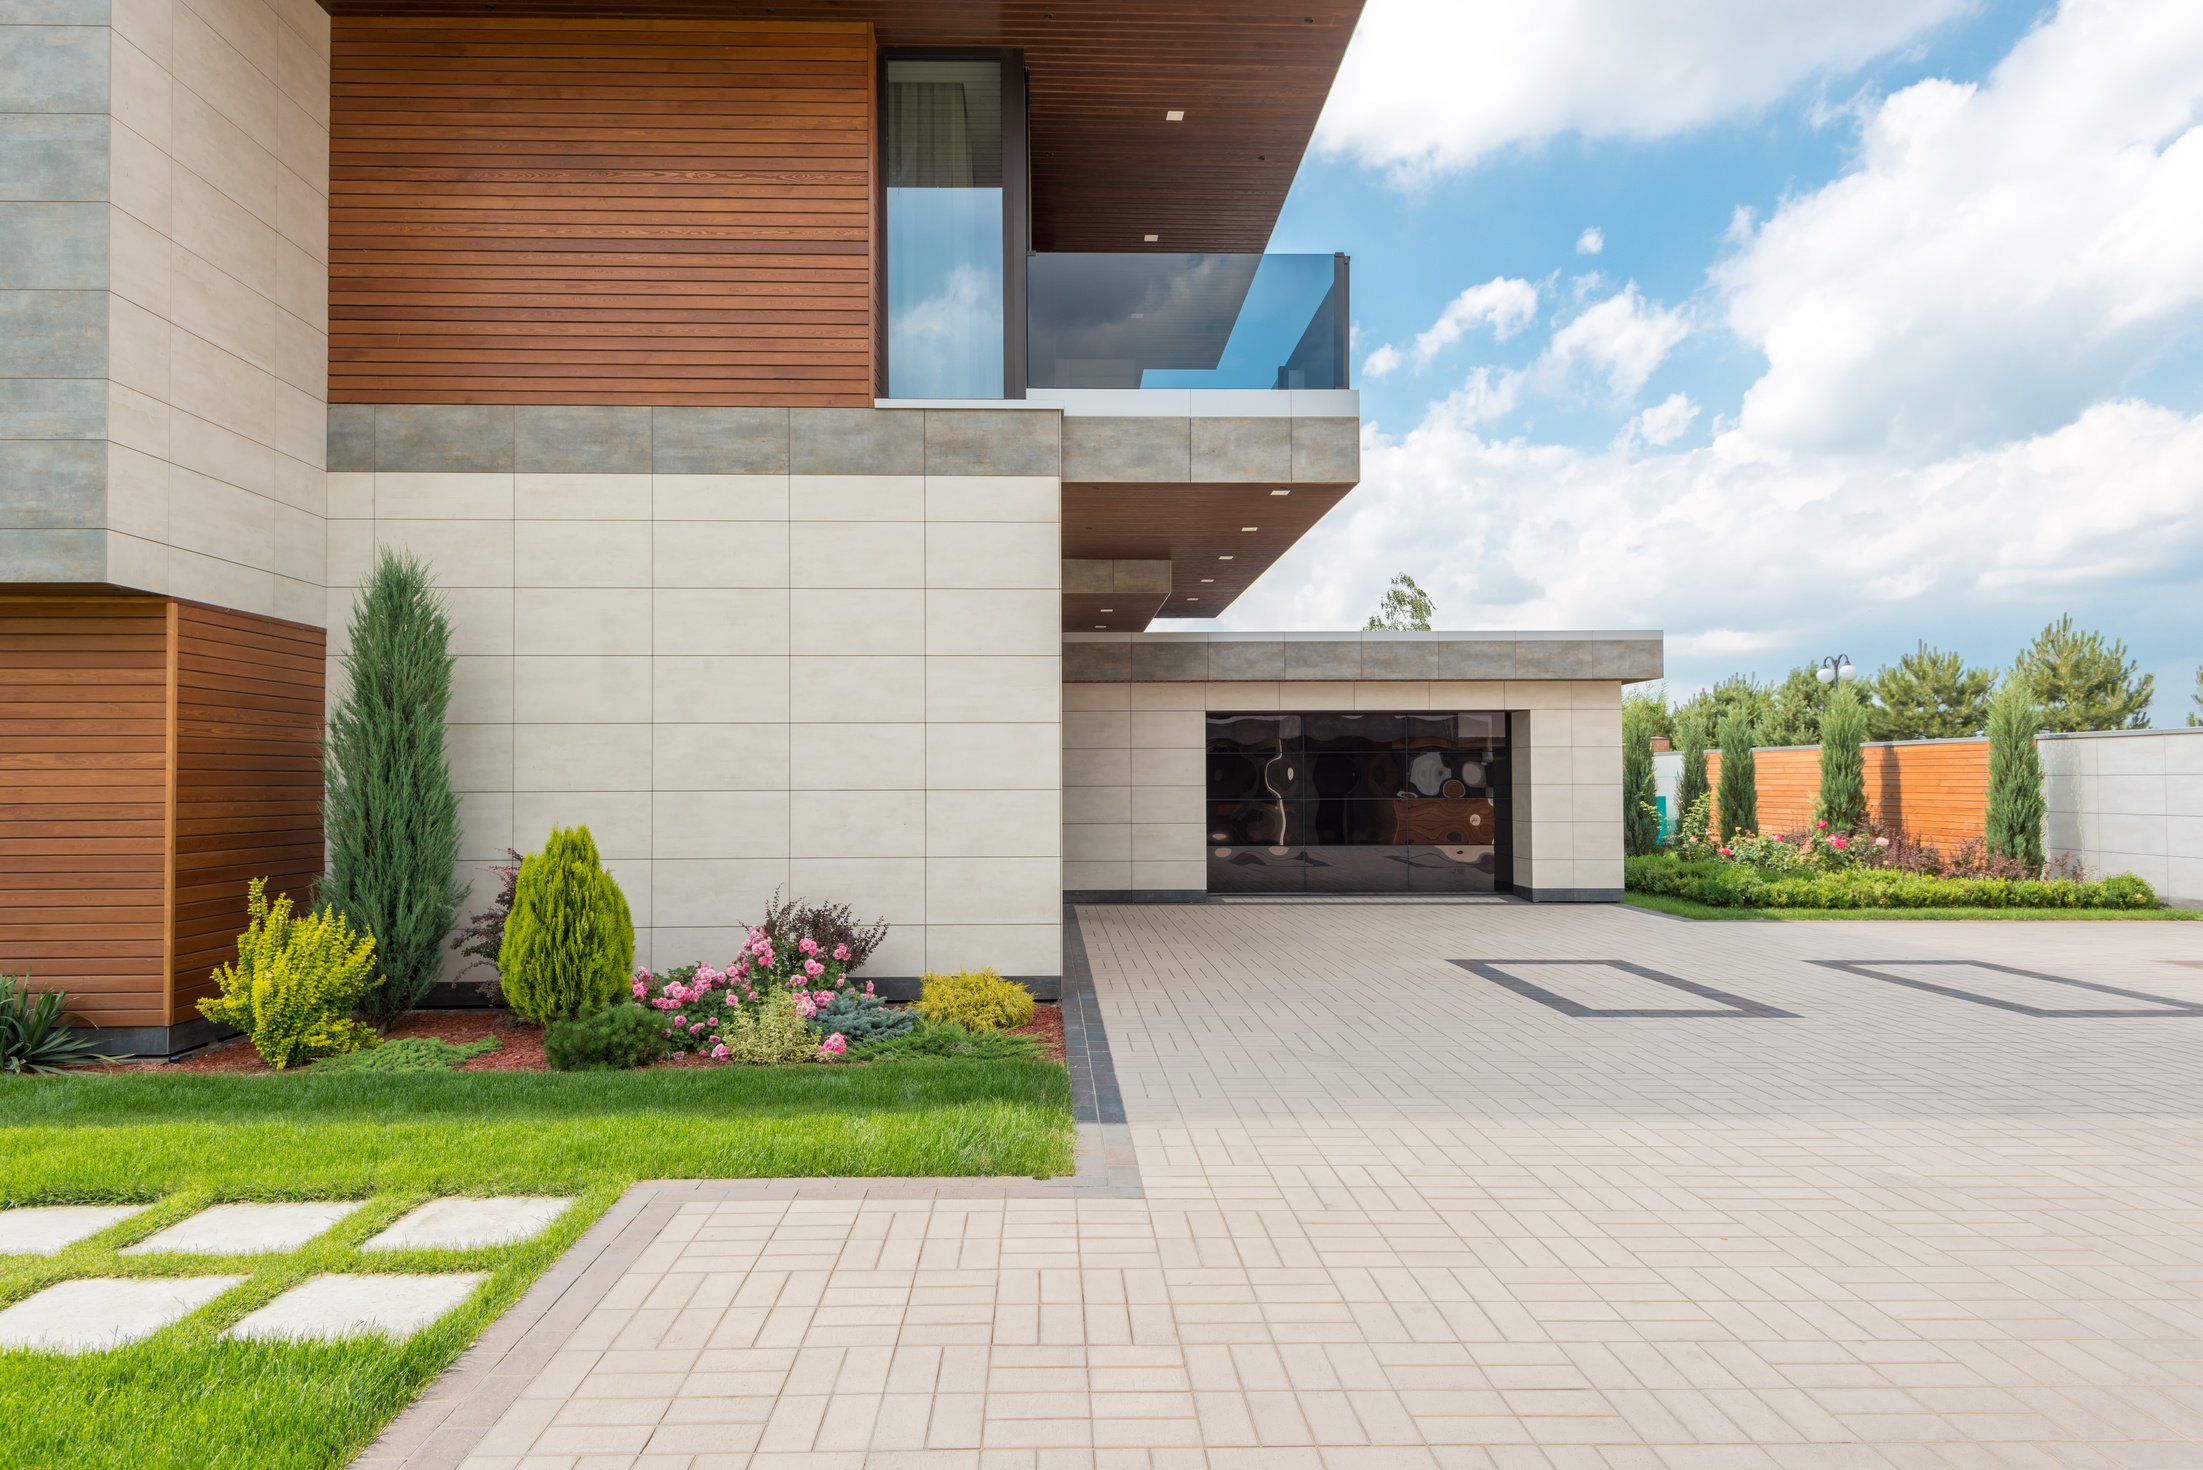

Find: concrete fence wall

[1654,727,2203,906]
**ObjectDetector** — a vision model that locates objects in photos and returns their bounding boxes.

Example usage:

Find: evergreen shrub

[544,1004,663,1072]
[200,878,383,1068]
[914,970,1035,1033]
[498,826,635,1024]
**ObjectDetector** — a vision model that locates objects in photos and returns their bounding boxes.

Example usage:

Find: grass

[0,1060,1073,1468]
[1626,891,2203,922]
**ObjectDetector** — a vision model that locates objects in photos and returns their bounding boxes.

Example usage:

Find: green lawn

[1626,891,2203,922]
[0,1061,1073,1469]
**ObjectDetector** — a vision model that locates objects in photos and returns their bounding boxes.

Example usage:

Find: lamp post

[1815,654,1858,686]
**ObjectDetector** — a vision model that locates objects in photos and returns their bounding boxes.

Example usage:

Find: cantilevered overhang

[312,0,1367,255]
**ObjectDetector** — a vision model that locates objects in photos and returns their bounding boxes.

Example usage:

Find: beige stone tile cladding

[327,414,1063,979]
[1064,678,1627,897]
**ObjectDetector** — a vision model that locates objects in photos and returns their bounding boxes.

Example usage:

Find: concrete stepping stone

[121,1201,364,1256]
[363,1197,572,1252]
[0,1204,149,1255]
[224,1273,486,1342]
[0,1276,244,1353]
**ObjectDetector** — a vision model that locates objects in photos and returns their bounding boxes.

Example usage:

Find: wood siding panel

[170,604,327,1026]
[0,598,171,1028]
[330,17,876,406]
[1702,741,1993,852]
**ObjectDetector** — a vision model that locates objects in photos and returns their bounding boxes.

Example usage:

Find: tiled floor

[409,902,2203,1468]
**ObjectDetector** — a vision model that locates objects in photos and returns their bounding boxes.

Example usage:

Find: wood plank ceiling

[316,0,1367,254]
[1062,481,1353,628]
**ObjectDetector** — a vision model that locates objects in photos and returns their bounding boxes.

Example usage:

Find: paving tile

[227,1273,489,1342]
[123,1201,367,1256]
[0,1276,245,1352]
[366,1198,575,1253]
[0,1203,148,1254]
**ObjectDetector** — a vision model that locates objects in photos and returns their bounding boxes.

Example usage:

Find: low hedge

[1625,853,2159,911]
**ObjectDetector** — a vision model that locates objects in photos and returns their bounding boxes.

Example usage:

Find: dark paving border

[1816,959,2203,1017]
[1062,904,1125,1125]
[1454,958,1797,1018]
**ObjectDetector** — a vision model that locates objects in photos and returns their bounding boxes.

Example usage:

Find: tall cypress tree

[1983,679,2046,872]
[1621,705,1660,857]
[1814,684,1869,831]
[1715,709,1758,840]
[1674,714,1710,841]
[320,549,465,1025]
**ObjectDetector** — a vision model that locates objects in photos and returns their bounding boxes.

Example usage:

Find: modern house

[0,1,1660,1053]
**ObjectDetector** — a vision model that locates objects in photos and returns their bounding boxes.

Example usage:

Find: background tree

[1715,709,1758,839]
[1758,665,1841,748]
[320,549,464,1026]
[2011,615,2153,731]
[1621,684,1673,747]
[1983,679,2046,871]
[1621,701,1661,856]
[1674,713,1710,840]
[1814,684,1868,831]
[1363,573,1434,631]
[1868,642,1995,740]
[2189,665,2201,727]
[1673,675,1772,751]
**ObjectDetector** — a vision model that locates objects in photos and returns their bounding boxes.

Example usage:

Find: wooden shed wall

[1702,740,1992,851]
[329,16,876,406]
[0,597,171,1028]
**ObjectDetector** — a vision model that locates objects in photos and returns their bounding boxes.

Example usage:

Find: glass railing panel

[1027,252,1348,391]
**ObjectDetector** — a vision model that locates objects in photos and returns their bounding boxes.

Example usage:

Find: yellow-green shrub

[913,969,1034,1033]
[718,990,821,1064]
[498,825,635,1024]
[199,878,382,1069]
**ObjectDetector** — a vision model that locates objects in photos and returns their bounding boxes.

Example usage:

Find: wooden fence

[1700,738,1991,850]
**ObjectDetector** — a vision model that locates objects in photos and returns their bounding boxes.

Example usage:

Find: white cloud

[1538,285,1690,401]
[1207,399,2203,696]
[1632,392,1701,446]
[1316,0,1970,183]
[1575,227,1605,256]
[1719,0,2203,453]
[1361,343,1403,380]
[1411,277,1541,365]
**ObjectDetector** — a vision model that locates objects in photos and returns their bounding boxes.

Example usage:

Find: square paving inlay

[363,1198,570,1253]
[225,1273,486,1343]
[1454,958,1796,1017]
[1817,959,2203,1017]
[0,1204,149,1255]
[0,1276,244,1353]
[121,1201,366,1256]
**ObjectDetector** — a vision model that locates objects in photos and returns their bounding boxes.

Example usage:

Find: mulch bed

[148,1001,1068,1072]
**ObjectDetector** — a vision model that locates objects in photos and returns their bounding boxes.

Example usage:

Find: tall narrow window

[884,58,1005,398]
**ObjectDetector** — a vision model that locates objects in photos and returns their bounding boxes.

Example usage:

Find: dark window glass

[1207,800,1301,846]
[1207,714,1296,755]
[1302,712,1404,751]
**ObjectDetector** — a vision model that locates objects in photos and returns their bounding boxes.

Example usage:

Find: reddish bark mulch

[144,1000,1067,1071]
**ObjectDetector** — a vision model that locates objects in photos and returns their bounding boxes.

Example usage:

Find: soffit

[313,1,1368,253]
[1062,481,1353,627]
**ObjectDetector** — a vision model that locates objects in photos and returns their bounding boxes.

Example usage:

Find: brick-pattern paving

[445,903,2203,1467]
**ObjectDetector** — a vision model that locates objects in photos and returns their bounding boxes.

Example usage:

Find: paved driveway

[404,902,2203,1468]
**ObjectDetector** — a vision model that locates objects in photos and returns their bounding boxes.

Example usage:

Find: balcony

[1027,253,1349,392]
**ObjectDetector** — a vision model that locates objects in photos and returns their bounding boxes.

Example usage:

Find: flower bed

[1626,852,2158,910]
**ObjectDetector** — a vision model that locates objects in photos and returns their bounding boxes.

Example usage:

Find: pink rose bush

[627,919,877,1065]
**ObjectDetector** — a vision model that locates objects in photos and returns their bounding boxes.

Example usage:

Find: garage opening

[1205,711,1512,893]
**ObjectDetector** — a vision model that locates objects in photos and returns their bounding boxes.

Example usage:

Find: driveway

[385,901,2203,1468]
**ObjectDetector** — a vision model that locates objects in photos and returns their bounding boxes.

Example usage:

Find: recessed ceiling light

[1143,233,1159,242]
[1187,597,1199,602]
[1165,110,1185,122]
[1218,554,1235,561]
[1094,624,1106,629]
[1269,488,1290,496]
[1240,526,1258,532]
[1098,608,1113,613]
[1200,577,1215,583]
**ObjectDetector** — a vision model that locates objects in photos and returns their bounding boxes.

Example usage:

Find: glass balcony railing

[1027,252,1349,392]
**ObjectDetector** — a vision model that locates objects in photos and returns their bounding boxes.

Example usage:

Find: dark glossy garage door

[1205,711,1511,893]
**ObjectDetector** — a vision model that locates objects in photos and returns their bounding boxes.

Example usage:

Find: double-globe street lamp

[1815,654,1859,686]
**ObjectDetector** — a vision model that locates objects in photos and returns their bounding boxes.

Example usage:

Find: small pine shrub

[913,969,1034,1033]
[717,991,821,1064]
[200,878,383,1069]
[311,1035,497,1073]
[545,1004,664,1072]
[809,991,915,1047]
[859,1021,1043,1062]
[498,826,636,1024]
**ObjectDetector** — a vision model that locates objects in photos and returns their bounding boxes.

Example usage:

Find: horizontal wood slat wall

[171,604,327,1026]
[330,16,876,406]
[1702,741,1992,852]
[0,596,326,1037]
[0,598,171,1028]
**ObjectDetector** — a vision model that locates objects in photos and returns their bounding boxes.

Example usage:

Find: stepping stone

[0,1204,149,1255]
[0,1276,244,1353]
[224,1273,486,1343]
[363,1197,572,1252]
[121,1201,364,1256]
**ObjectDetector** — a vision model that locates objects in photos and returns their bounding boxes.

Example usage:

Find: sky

[1169,0,2203,724]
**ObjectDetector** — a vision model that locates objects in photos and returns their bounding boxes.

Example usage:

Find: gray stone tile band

[1065,632,1664,683]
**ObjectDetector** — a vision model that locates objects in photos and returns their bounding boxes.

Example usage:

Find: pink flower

[803,958,825,979]
[690,1022,706,1033]
[710,1043,729,1060]
[1831,837,1848,850]
[1815,819,1828,830]
[818,1033,847,1058]
[671,1051,686,1060]
[799,938,820,956]
[792,992,817,1019]
[862,980,875,998]
[833,944,851,962]
[1718,846,1733,858]
[1875,836,1890,848]
[813,990,834,1008]
[631,979,647,999]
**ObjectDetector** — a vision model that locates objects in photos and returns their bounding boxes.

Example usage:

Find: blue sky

[1191,0,2203,724]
